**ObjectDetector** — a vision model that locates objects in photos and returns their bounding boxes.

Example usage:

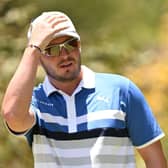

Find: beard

[41,57,81,82]
[47,64,81,82]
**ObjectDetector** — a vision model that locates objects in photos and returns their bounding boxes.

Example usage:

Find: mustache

[58,57,75,65]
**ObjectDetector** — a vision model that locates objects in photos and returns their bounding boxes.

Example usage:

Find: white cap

[27,11,80,41]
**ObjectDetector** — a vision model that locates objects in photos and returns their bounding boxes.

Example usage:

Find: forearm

[2,13,70,131]
[2,47,41,131]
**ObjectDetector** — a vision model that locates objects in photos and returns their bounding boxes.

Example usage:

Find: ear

[38,58,42,66]
[79,47,81,53]
[78,41,81,53]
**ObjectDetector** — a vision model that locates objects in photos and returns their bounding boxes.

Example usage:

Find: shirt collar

[43,65,95,97]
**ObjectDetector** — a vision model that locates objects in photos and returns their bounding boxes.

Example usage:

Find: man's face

[40,36,81,82]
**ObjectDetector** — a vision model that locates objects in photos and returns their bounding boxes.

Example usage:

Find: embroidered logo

[96,95,110,103]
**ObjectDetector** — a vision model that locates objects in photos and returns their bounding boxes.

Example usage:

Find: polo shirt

[25,66,164,168]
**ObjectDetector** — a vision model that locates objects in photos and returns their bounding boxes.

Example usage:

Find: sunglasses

[43,38,79,57]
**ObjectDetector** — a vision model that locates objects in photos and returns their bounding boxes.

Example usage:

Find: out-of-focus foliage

[0,0,167,167]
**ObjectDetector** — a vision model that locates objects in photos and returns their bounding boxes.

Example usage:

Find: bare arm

[1,48,41,132]
[1,13,69,132]
[137,140,167,168]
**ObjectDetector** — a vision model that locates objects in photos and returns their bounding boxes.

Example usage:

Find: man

[1,11,167,168]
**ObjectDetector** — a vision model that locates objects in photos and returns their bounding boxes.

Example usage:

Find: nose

[59,46,70,58]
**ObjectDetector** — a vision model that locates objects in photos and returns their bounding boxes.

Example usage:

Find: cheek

[40,57,54,69]
[73,48,81,58]
[40,55,59,63]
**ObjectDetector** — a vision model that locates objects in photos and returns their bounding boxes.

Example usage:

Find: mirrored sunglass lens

[50,46,60,56]
[64,43,74,52]
[44,39,79,56]
[68,39,78,47]
[63,39,78,52]
[45,46,60,56]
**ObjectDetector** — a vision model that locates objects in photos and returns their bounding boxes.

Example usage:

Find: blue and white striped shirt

[27,66,164,168]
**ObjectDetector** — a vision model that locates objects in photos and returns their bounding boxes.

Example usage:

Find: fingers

[29,13,70,50]
[44,14,69,30]
[46,15,66,24]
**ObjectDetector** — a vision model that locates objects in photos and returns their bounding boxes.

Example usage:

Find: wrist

[27,44,42,53]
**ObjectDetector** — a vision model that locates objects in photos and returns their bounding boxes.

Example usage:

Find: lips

[60,62,73,68]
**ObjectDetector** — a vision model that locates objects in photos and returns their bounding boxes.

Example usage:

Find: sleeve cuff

[135,133,165,149]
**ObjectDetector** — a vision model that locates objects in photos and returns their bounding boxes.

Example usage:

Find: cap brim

[53,31,80,40]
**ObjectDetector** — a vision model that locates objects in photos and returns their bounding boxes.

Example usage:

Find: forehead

[49,36,72,45]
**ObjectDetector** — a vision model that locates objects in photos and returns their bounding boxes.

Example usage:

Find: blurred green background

[0,0,168,167]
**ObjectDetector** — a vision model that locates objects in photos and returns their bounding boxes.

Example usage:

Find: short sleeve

[126,80,164,148]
